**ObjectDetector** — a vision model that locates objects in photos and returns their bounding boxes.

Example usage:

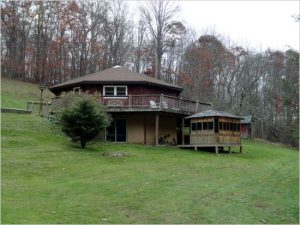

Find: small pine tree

[60,98,111,148]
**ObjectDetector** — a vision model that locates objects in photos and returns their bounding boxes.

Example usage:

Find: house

[240,115,253,139]
[182,110,242,153]
[49,66,211,145]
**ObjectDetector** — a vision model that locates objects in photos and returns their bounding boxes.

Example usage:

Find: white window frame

[103,85,128,98]
[73,87,81,94]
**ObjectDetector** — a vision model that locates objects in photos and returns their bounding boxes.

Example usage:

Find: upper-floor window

[73,87,81,94]
[103,86,127,97]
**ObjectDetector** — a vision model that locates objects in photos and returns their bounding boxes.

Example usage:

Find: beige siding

[110,112,178,145]
[144,114,155,144]
[126,114,145,144]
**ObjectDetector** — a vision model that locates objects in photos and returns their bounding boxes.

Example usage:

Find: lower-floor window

[106,119,127,142]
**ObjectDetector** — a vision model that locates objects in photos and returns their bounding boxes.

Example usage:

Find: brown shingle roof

[49,66,183,92]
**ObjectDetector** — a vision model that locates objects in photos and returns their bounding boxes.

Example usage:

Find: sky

[128,0,299,51]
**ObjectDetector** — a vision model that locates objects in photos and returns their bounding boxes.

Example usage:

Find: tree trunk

[80,140,86,148]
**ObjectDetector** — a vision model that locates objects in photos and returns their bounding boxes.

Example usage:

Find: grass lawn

[1,78,54,109]
[1,113,299,224]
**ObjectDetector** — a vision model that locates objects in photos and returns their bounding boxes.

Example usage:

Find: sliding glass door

[106,119,127,142]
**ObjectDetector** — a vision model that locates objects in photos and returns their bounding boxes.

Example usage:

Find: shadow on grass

[67,141,132,154]
[67,142,103,152]
[180,146,242,154]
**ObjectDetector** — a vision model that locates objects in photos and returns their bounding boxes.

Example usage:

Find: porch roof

[185,110,242,119]
[240,115,252,124]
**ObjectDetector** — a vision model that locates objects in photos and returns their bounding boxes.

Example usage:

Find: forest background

[1,0,299,146]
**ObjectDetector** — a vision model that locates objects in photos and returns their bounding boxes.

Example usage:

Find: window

[237,124,240,131]
[208,122,213,130]
[219,122,223,130]
[73,87,80,94]
[226,123,230,130]
[203,122,208,130]
[214,117,219,133]
[191,123,197,131]
[116,87,126,96]
[104,87,114,96]
[103,86,127,97]
[197,122,202,131]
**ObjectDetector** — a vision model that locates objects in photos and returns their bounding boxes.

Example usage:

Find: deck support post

[215,146,219,154]
[228,146,231,153]
[144,115,146,144]
[239,146,242,153]
[155,113,159,146]
[181,117,185,145]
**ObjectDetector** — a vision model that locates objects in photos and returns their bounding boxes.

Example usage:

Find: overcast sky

[128,0,299,51]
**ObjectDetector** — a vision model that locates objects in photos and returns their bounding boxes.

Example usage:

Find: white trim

[103,96,128,99]
[73,87,81,94]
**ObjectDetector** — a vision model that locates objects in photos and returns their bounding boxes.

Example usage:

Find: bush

[60,97,111,148]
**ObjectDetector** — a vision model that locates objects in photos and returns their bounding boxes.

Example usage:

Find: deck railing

[27,101,52,115]
[51,94,211,115]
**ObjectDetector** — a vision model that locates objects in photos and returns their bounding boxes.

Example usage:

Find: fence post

[26,101,31,111]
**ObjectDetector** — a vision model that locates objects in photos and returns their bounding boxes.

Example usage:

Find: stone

[102,152,128,157]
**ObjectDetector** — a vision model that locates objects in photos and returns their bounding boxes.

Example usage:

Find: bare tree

[104,0,133,68]
[139,0,184,79]
[132,19,147,73]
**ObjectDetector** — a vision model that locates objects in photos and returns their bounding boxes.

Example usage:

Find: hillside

[1,78,299,223]
[1,112,299,224]
[1,78,54,109]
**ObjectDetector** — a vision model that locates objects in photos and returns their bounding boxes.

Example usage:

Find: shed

[240,115,253,139]
[184,110,242,153]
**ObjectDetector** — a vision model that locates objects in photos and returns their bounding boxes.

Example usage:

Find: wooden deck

[51,94,211,115]
[177,144,242,154]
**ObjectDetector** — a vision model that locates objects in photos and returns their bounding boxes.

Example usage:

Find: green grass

[1,113,299,224]
[1,78,54,109]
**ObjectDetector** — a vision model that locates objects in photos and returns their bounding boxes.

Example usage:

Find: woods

[1,0,299,146]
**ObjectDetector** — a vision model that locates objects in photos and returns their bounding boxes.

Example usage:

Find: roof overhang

[49,80,183,93]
